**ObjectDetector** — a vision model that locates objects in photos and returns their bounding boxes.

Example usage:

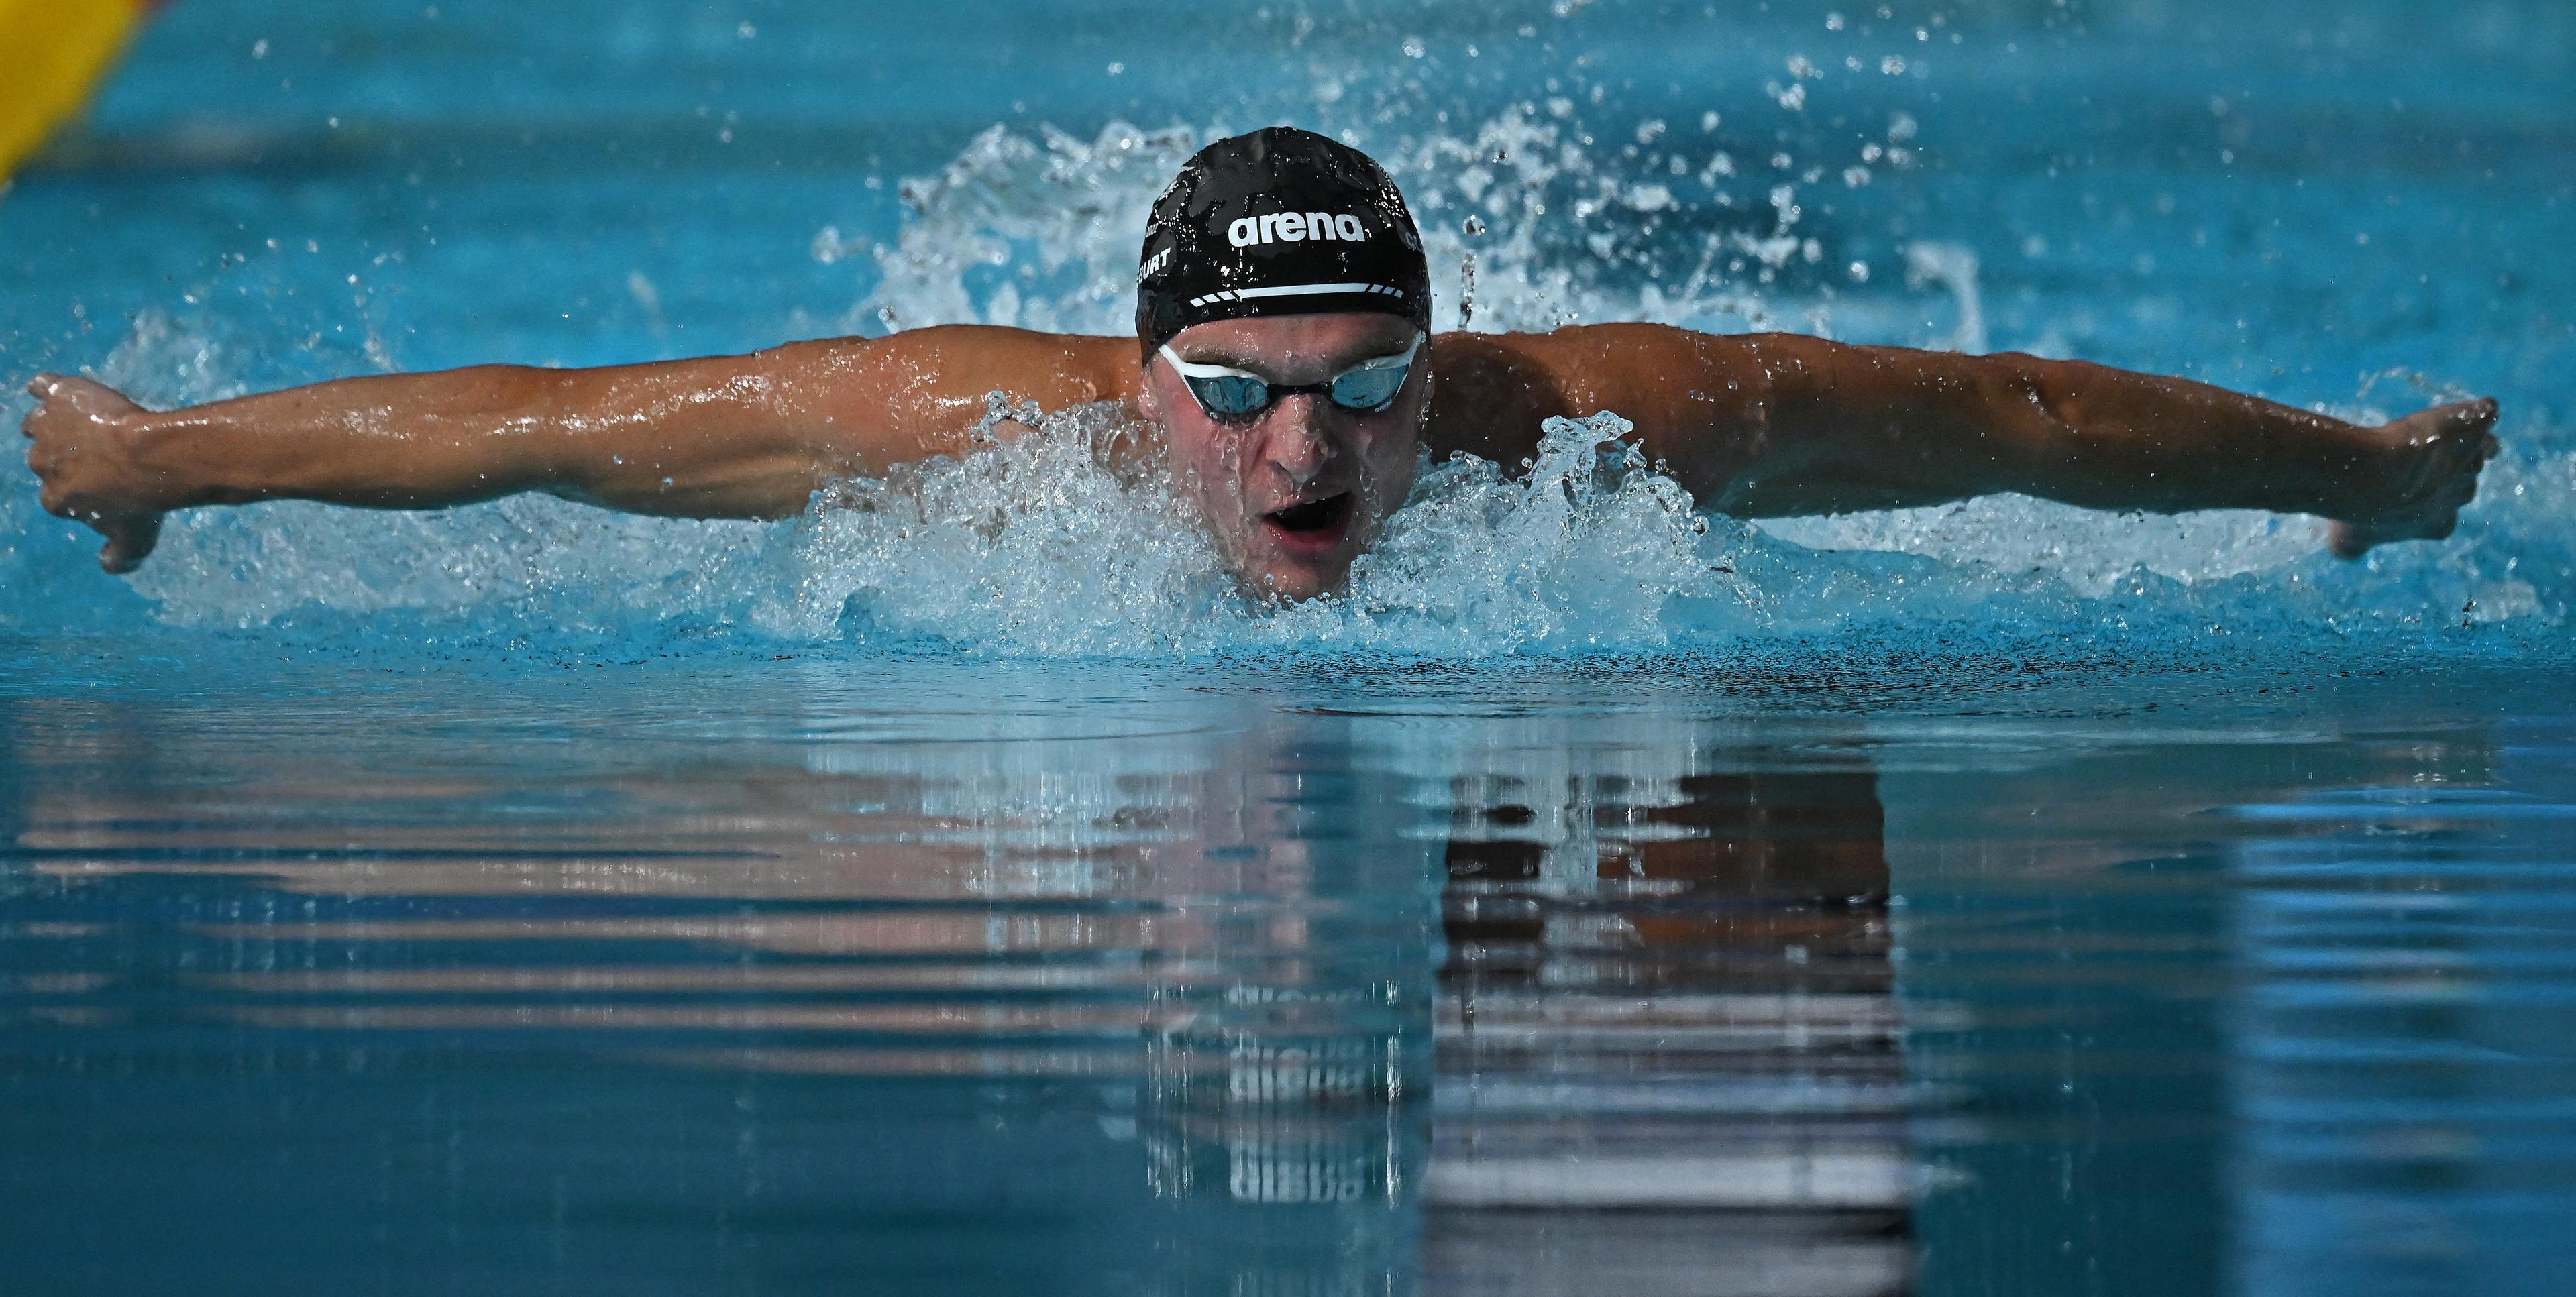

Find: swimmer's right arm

[19,327,1140,573]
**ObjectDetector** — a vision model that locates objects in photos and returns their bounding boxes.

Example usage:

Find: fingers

[19,374,55,439]
[97,514,162,575]
[2467,397,2502,459]
[2436,397,2500,455]
[25,375,166,577]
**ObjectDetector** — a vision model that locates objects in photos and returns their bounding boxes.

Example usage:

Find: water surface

[4,1,2574,1292]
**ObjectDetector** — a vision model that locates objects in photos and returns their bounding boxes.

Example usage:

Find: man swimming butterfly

[21,127,2499,603]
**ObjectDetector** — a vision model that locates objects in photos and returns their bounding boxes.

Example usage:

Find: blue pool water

[3,1,2573,1292]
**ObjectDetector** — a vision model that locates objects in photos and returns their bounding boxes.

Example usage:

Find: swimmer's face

[1138,313,1430,602]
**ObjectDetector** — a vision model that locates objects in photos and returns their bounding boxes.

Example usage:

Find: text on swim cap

[1228,212,1368,247]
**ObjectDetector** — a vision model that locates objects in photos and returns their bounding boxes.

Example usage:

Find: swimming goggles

[1157,334,1421,420]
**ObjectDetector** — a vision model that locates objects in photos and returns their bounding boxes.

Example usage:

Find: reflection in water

[0,679,1907,1294]
[1432,760,1907,1296]
[7,669,2573,1293]
[2229,740,2576,1295]
[3,686,1434,1293]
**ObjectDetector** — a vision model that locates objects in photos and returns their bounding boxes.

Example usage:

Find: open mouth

[1260,492,1355,553]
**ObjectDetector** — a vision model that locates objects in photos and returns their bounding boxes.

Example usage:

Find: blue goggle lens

[1185,373,1276,418]
[1328,363,1409,412]
[1181,361,1412,419]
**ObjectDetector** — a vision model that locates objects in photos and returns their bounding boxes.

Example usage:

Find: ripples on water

[5,0,2576,1292]
[5,660,2573,1293]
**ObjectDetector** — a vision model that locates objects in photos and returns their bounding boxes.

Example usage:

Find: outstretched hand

[21,373,170,574]
[2326,397,2500,559]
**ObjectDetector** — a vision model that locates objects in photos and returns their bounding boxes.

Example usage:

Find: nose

[1263,394,1336,492]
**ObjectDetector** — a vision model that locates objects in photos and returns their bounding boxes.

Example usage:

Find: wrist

[2313,420,2405,521]
[125,410,237,510]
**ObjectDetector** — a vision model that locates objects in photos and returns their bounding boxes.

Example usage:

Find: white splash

[851,123,1206,337]
[753,405,1733,657]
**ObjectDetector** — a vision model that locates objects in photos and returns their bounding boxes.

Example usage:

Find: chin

[1245,555,1351,603]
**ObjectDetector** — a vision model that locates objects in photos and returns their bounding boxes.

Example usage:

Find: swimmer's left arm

[1526,325,2499,557]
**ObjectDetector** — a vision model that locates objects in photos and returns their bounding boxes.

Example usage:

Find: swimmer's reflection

[8,688,2528,1296]
[13,691,1907,1292]
[1429,765,1910,1297]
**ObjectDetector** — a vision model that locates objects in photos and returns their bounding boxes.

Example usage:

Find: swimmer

[20,127,2500,602]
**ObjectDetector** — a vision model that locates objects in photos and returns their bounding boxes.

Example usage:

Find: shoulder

[833,326,1142,414]
[1434,322,1719,365]
[1426,325,1770,457]
[1433,324,1767,401]
[1423,331,1572,464]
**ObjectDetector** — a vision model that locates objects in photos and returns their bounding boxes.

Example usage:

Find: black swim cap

[1135,127,1430,361]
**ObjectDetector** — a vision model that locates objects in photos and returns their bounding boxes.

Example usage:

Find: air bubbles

[1462,215,1486,237]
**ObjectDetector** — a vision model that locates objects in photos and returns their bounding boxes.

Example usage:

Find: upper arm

[754,326,1140,477]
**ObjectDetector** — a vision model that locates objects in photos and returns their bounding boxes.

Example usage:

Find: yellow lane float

[1,0,156,182]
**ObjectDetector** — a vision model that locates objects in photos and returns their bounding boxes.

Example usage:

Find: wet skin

[20,315,2501,594]
[1136,314,1428,600]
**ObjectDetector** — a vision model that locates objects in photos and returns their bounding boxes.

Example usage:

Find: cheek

[1383,451,1419,504]
[1169,429,1248,518]
[1361,429,1421,500]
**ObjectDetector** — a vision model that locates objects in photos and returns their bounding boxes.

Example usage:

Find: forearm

[1736,337,2383,518]
[127,355,839,518]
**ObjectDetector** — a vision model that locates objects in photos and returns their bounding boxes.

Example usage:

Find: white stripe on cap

[1186,282,1405,308]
